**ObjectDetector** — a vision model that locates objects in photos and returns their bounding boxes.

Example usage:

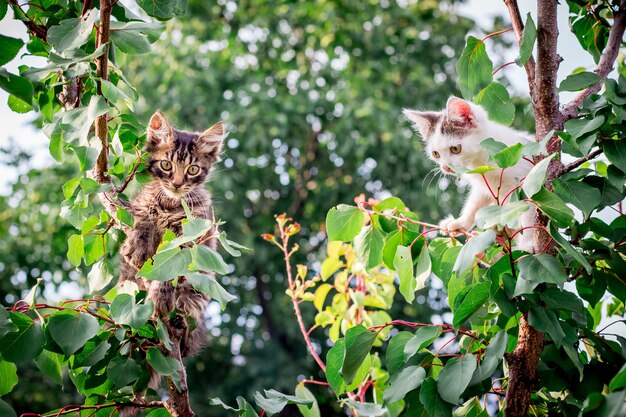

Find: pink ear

[146,111,173,150]
[446,97,476,127]
[198,121,227,160]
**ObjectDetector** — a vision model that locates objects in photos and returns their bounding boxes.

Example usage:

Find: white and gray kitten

[404,97,535,251]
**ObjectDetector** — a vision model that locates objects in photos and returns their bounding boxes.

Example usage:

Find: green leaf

[0,69,33,105]
[394,245,416,303]
[69,145,99,171]
[549,225,592,274]
[383,228,421,269]
[83,233,106,265]
[47,310,99,355]
[437,354,477,404]
[603,140,626,173]
[326,205,364,242]
[147,347,181,376]
[23,45,106,80]
[0,35,24,67]
[67,234,84,267]
[254,389,313,416]
[137,0,187,20]
[137,247,192,281]
[564,115,605,140]
[111,28,151,54]
[473,82,515,126]
[452,281,490,327]
[469,330,507,385]
[210,397,259,417]
[373,197,406,232]
[528,307,566,347]
[465,166,496,174]
[0,361,17,396]
[8,94,33,113]
[522,154,554,197]
[0,308,17,339]
[517,254,568,292]
[493,142,524,168]
[475,201,530,230]
[404,326,442,362]
[456,36,493,99]
[558,71,600,92]
[47,10,97,52]
[453,230,496,274]
[107,355,142,388]
[341,400,387,417]
[516,13,536,66]
[326,338,346,395]
[110,293,154,329]
[553,178,601,218]
[415,242,432,291]
[610,364,626,391]
[146,410,173,417]
[340,324,376,385]
[0,399,16,417]
[383,365,427,403]
[295,384,320,417]
[73,338,110,367]
[480,138,508,155]
[186,272,237,310]
[386,331,413,375]
[34,350,63,386]
[116,208,135,227]
[88,258,115,292]
[0,312,45,363]
[190,245,229,275]
[354,226,384,268]
[420,378,452,417]
[541,287,583,313]
[531,188,574,228]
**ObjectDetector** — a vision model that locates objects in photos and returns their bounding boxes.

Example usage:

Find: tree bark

[504,316,544,416]
[504,1,561,416]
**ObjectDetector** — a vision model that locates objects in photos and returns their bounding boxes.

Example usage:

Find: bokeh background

[0,0,609,415]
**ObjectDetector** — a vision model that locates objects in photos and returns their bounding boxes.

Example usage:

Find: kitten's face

[403,97,488,175]
[145,112,225,199]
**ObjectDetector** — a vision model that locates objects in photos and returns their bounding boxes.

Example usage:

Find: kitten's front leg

[439,189,491,235]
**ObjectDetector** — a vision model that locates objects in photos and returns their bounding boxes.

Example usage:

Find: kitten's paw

[439,216,470,235]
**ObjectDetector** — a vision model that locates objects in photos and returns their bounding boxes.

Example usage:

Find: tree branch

[92,0,111,185]
[503,0,537,102]
[534,0,562,139]
[164,322,196,417]
[557,148,603,176]
[561,0,626,121]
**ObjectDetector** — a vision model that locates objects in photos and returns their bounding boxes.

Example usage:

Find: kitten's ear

[197,121,227,161]
[147,111,174,149]
[402,109,440,139]
[446,97,477,128]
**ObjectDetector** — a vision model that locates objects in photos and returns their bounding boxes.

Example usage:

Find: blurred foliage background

[0,0,514,414]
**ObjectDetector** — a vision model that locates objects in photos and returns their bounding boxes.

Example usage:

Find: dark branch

[503,0,537,102]
[557,148,603,176]
[561,0,626,121]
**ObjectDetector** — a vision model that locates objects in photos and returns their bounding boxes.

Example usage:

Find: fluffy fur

[403,97,535,250]
[119,111,226,360]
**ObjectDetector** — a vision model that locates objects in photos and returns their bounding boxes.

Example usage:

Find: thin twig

[561,0,626,121]
[503,0,537,102]
[557,148,603,176]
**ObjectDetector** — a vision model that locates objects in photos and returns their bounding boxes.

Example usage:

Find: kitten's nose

[172,181,184,189]
[442,165,453,173]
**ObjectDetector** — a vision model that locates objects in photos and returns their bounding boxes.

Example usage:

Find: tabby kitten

[403,97,535,250]
[119,111,225,357]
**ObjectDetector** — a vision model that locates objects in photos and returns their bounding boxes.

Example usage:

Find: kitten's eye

[187,165,200,175]
[160,160,172,171]
[432,151,440,158]
[450,145,462,154]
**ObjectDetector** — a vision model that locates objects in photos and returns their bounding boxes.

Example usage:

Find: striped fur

[119,112,225,363]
